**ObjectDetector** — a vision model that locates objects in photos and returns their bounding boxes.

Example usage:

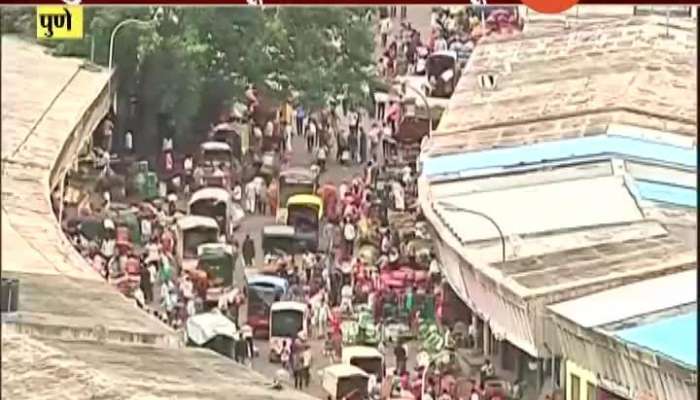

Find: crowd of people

[52,7,532,400]
[378,6,522,80]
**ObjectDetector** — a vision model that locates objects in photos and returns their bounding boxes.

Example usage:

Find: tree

[6,7,378,151]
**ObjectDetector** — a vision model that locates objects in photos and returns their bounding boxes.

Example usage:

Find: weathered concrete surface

[427,17,697,156]
[2,333,316,400]
[1,35,175,345]
[0,36,316,400]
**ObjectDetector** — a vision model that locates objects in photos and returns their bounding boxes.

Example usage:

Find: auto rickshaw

[276,167,317,224]
[186,311,238,359]
[268,301,307,362]
[426,50,460,98]
[247,274,289,337]
[196,243,236,304]
[321,364,370,400]
[188,187,237,240]
[286,194,323,253]
[175,215,220,273]
[261,225,304,257]
[198,141,240,189]
[342,346,385,382]
[209,122,243,161]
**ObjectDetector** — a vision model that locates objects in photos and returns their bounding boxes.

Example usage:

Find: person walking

[242,322,254,360]
[245,180,257,213]
[280,340,291,370]
[394,340,407,374]
[358,126,367,164]
[306,119,317,152]
[139,262,153,304]
[295,105,305,136]
[302,344,312,388]
[292,350,304,389]
[317,297,331,339]
[368,123,380,163]
[234,329,247,363]
[242,234,255,268]
[124,130,134,154]
[380,17,392,48]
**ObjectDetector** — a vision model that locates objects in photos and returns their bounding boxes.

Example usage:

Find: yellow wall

[566,360,597,400]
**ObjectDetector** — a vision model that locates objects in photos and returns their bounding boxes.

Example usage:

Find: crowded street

[52,5,530,400]
[19,5,694,400]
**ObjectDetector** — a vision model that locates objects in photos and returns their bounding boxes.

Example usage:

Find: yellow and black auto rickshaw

[276,167,317,224]
[286,194,323,252]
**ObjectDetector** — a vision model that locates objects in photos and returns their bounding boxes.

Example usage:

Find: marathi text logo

[36,5,84,40]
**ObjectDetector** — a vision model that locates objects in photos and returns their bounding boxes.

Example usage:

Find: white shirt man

[343,222,357,242]
[241,323,254,340]
[429,258,442,275]
[264,121,274,137]
[101,238,115,259]
[180,276,194,300]
[392,181,405,211]
[140,218,152,240]
[253,125,263,139]
[232,184,242,202]
[317,146,327,161]
[468,322,477,347]
[162,137,173,152]
[380,18,392,36]
[368,125,380,145]
[402,166,412,186]
[284,124,293,152]
[382,123,393,141]
[307,121,317,142]
[124,131,133,152]
[183,156,193,172]
[348,111,359,127]
[217,288,232,311]
[245,181,257,213]
[434,37,448,52]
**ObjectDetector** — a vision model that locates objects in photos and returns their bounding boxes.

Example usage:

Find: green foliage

[1,7,35,36]
[32,6,377,145]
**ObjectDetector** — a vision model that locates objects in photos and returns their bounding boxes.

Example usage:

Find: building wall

[552,315,697,400]
[566,360,598,400]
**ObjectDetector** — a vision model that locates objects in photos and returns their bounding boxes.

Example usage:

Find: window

[571,374,581,400]
[587,383,597,400]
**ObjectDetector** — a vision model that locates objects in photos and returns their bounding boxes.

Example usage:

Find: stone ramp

[2,334,313,400]
[1,35,174,345]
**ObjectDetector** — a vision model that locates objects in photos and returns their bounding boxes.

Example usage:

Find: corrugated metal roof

[435,175,643,243]
[615,309,697,368]
[423,134,697,178]
[427,18,696,154]
[548,269,697,328]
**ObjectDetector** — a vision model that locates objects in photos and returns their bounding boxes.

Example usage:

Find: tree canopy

[2,6,378,149]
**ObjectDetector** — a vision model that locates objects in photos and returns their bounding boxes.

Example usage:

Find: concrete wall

[50,69,114,190]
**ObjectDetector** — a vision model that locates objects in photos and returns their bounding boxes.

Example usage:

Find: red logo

[521,0,579,14]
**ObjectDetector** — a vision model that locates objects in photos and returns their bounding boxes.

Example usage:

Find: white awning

[548,269,697,328]
[435,175,644,243]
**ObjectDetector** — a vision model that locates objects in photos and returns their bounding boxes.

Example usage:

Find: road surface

[239,8,435,397]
